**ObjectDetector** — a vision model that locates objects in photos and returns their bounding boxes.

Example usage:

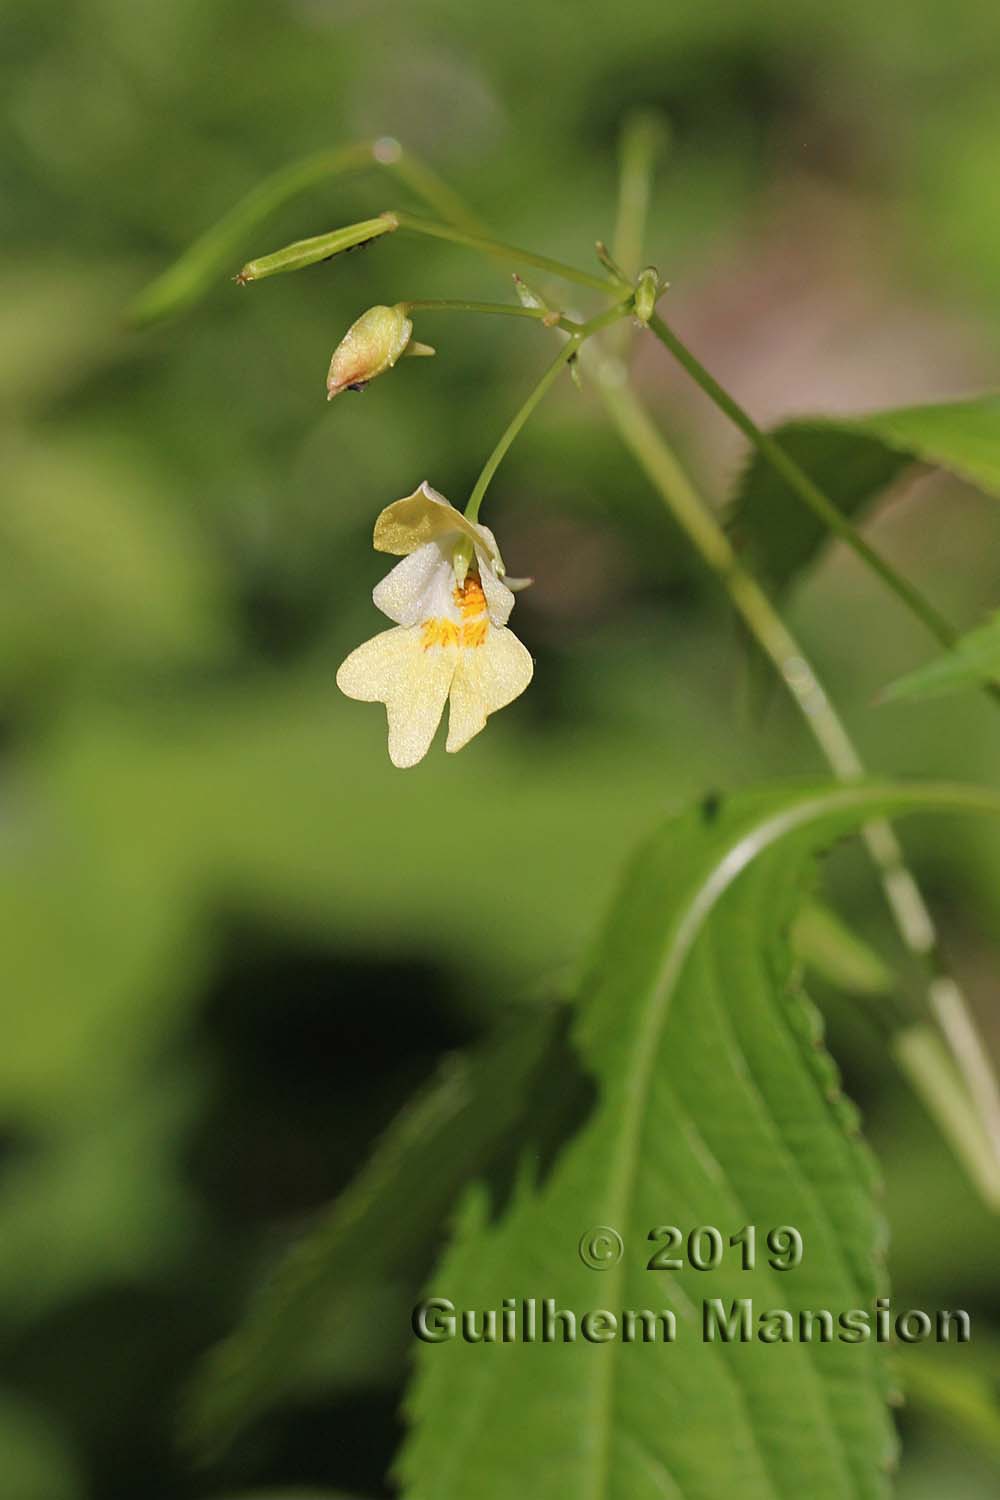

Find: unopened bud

[633,267,661,326]
[512,274,544,311]
[326,303,414,399]
[512,273,561,321]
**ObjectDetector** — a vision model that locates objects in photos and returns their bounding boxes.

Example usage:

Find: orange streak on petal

[462,619,488,648]
[421,618,460,650]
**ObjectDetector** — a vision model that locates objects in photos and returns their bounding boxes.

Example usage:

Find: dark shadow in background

[0,920,596,1500]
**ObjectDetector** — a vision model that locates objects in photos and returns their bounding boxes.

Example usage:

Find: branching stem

[465,303,632,522]
[598,363,1000,1205]
[391,211,630,297]
[646,313,995,679]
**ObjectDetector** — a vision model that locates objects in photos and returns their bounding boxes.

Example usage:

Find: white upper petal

[372,541,455,626]
[472,519,505,574]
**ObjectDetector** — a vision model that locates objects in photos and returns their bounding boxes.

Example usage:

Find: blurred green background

[3,0,1000,1495]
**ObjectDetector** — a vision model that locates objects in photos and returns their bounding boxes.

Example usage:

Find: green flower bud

[633,266,662,326]
[326,303,414,399]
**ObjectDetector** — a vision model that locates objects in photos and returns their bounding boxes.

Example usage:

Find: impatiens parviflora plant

[134,125,1000,1198]
[138,122,1000,1493]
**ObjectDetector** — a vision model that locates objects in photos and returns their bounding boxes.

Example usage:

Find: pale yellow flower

[336,483,533,767]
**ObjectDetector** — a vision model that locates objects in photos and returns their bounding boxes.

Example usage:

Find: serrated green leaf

[184,1006,589,1456]
[882,612,1000,703]
[400,780,1000,1500]
[732,394,1000,592]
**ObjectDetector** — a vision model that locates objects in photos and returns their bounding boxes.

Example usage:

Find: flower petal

[337,626,457,768]
[473,520,506,575]
[373,482,501,569]
[445,627,534,753]
[372,541,453,626]
[474,544,515,626]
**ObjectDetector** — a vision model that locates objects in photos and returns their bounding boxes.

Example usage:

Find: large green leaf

[732,394,1000,592]
[400,781,997,1500]
[882,612,1000,704]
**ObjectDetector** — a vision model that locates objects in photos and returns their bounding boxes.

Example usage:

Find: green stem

[131,142,377,325]
[647,312,962,654]
[375,136,492,236]
[613,110,669,280]
[597,361,1000,1205]
[465,303,630,523]
[465,345,579,524]
[606,110,1000,1198]
[391,211,630,297]
[598,364,865,773]
[606,112,666,359]
[401,298,579,334]
[894,1026,1000,1212]
[131,137,500,326]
